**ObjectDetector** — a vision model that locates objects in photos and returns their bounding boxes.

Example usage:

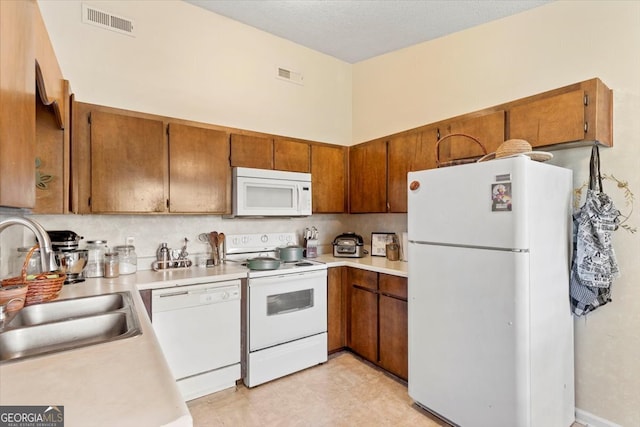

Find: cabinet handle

[409,181,420,191]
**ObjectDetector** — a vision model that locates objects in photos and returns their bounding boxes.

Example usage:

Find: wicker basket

[435,133,487,168]
[1,245,65,306]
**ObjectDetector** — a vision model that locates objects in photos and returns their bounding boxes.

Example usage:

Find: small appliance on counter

[47,230,87,284]
[332,232,366,258]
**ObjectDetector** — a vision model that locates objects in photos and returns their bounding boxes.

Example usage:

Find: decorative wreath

[574,173,636,234]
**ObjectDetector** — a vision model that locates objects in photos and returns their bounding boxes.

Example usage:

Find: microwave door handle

[296,185,300,213]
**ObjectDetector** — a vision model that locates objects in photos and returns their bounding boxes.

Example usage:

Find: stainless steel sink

[0,292,141,364]
[8,293,125,327]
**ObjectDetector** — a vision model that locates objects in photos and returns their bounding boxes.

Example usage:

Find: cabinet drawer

[348,268,377,291]
[379,274,407,300]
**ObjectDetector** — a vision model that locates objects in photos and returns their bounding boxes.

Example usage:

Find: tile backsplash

[1,213,407,277]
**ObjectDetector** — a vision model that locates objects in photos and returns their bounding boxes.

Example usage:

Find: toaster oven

[332,232,366,258]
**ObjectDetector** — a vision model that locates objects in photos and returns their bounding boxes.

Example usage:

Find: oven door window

[267,289,313,316]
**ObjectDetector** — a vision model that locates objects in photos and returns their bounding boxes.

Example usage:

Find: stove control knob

[261,234,268,243]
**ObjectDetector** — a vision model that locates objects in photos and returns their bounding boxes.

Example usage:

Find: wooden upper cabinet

[349,140,387,213]
[33,2,70,214]
[33,82,70,214]
[274,139,309,172]
[509,78,612,148]
[230,133,273,169]
[510,90,584,148]
[34,3,65,129]
[168,123,230,214]
[311,144,347,213]
[412,127,439,172]
[0,0,36,209]
[90,111,167,213]
[437,110,505,163]
[387,129,439,213]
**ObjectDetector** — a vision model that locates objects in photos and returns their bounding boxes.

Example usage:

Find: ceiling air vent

[82,4,135,37]
[276,66,304,85]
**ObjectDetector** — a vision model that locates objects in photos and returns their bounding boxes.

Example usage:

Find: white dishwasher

[152,280,241,401]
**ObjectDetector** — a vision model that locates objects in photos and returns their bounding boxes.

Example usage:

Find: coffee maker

[47,230,87,284]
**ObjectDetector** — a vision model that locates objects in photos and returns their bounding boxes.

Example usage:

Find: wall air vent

[82,4,135,37]
[276,66,304,85]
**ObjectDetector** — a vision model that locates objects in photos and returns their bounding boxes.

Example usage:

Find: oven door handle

[248,269,326,286]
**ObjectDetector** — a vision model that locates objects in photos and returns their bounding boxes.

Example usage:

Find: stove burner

[295,262,313,266]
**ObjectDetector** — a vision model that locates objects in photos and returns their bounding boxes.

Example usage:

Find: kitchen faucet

[0,217,57,273]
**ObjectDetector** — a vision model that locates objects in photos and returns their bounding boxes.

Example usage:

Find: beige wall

[37,0,353,145]
[354,2,640,425]
[35,0,640,425]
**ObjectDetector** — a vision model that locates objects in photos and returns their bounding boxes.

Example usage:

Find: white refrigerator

[407,156,575,427]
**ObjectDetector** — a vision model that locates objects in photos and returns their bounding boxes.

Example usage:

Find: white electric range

[225,233,328,388]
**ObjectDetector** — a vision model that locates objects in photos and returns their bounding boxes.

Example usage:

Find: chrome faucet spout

[0,217,57,273]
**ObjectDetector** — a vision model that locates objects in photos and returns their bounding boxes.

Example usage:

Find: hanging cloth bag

[570,145,621,316]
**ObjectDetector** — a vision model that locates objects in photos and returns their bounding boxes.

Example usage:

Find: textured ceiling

[185,0,551,63]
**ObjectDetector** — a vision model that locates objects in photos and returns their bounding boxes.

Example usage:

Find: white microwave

[232,167,312,217]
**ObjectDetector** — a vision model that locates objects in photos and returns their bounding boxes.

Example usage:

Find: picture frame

[371,232,396,257]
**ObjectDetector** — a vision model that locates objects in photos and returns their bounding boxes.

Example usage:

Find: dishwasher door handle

[158,290,189,298]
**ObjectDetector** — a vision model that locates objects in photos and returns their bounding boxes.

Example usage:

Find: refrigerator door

[408,242,531,427]
[408,157,533,250]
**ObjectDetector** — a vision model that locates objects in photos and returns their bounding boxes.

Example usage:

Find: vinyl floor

[187,351,582,427]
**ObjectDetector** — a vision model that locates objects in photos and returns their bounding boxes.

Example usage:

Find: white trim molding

[575,408,623,427]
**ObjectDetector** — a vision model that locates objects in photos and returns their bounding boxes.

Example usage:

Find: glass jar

[10,247,41,277]
[113,245,137,275]
[104,252,120,278]
[85,240,108,278]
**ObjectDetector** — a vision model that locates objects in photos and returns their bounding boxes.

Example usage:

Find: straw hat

[477,139,553,162]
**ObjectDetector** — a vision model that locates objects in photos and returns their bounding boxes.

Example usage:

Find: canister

[114,245,137,275]
[104,252,120,278]
[85,240,107,278]
[386,243,400,261]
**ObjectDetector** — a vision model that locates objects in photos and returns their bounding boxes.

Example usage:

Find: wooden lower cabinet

[344,268,408,380]
[327,266,347,353]
[349,285,378,363]
[379,294,408,380]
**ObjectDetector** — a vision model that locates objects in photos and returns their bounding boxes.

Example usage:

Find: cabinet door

[328,267,347,353]
[438,111,505,162]
[230,133,273,169]
[412,127,439,172]
[0,0,35,208]
[509,90,585,148]
[379,295,408,380]
[168,123,230,213]
[90,111,167,213]
[311,144,347,213]
[348,268,378,362]
[388,129,440,213]
[349,285,378,363]
[349,140,387,213]
[34,93,66,213]
[274,139,309,172]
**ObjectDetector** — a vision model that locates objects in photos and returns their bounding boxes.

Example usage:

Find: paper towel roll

[401,231,408,262]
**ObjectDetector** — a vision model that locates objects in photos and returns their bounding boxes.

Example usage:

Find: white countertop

[316,253,408,277]
[0,257,405,426]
